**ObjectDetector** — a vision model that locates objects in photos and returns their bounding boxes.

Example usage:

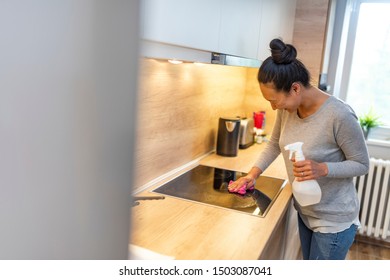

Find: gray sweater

[255,96,369,232]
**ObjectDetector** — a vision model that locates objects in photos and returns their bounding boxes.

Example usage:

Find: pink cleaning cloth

[228,180,254,195]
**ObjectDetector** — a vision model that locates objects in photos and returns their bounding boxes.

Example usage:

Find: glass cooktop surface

[152,165,287,217]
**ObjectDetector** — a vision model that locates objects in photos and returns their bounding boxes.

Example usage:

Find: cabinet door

[218,0,262,58]
[257,0,297,60]
[278,0,296,44]
[141,0,221,52]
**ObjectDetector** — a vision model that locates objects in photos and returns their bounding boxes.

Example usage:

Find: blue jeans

[297,213,358,260]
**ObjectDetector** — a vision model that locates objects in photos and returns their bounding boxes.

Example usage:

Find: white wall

[0,0,140,259]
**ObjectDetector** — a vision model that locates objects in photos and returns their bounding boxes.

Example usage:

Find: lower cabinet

[259,201,301,260]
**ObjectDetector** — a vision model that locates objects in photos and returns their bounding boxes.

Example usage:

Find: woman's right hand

[227,166,262,192]
[227,176,256,192]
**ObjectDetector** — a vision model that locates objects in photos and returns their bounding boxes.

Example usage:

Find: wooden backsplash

[134,59,273,190]
[293,0,329,86]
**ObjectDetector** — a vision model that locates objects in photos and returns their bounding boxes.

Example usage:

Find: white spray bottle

[284,142,322,206]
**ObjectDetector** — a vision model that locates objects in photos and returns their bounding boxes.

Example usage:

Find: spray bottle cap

[284,142,305,162]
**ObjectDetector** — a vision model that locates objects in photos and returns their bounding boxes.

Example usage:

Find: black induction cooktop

[152,165,287,217]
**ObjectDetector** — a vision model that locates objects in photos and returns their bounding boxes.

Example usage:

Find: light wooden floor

[346,237,390,260]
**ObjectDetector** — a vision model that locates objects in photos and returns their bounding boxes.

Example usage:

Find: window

[345,2,390,126]
[328,0,390,134]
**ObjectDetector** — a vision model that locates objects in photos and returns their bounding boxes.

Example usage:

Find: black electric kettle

[216,117,241,157]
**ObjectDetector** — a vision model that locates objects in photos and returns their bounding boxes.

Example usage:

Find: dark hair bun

[269,38,297,64]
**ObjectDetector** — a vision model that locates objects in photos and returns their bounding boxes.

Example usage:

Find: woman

[228,38,369,260]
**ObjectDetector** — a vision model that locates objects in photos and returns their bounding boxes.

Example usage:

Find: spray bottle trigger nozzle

[284,142,304,162]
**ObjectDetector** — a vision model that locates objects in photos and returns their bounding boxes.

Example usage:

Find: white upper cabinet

[257,0,297,60]
[141,0,296,60]
[141,0,221,52]
[218,0,262,58]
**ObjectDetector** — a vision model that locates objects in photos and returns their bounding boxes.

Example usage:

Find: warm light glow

[168,59,183,64]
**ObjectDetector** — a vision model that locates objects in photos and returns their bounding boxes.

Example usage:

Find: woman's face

[259,82,299,112]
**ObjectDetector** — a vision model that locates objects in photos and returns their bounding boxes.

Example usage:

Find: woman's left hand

[292,159,328,181]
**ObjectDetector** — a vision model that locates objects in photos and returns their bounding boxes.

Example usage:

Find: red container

[253,111,265,129]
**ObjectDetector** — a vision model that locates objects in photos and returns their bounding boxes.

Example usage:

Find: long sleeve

[326,106,369,178]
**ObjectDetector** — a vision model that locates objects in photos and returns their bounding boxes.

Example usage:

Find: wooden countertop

[130,143,292,259]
